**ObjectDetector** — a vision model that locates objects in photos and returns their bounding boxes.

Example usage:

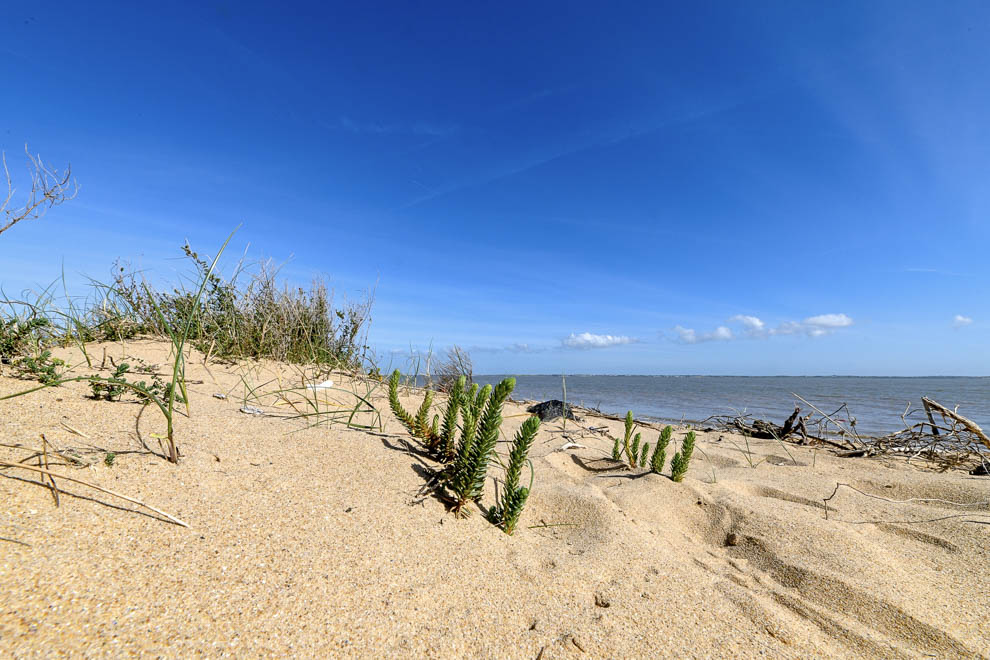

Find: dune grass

[0,228,376,463]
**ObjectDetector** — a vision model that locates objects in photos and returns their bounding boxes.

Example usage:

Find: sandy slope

[1,340,988,658]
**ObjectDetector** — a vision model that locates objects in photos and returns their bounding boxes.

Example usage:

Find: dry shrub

[435,345,473,393]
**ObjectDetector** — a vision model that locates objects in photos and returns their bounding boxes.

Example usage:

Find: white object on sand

[306,380,335,390]
[558,442,587,451]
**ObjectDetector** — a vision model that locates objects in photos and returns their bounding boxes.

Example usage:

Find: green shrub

[89,362,185,404]
[1,317,51,363]
[90,363,130,401]
[670,431,696,482]
[16,350,65,385]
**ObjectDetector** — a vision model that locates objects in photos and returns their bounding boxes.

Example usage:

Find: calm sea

[472,375,990,437]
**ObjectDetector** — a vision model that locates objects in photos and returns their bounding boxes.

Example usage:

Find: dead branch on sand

[0,460,188,526]
[701,395,989,473]
[822,482,990,523]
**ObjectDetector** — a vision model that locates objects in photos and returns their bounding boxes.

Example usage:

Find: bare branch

[0,145,79,238]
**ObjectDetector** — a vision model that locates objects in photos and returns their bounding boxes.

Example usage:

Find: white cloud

[674,325,733,344]
[803,313,853,328]
[769,313,853,338]
[469,342,547,354]
[729,315,765,331]
[953,314,973,328]
[562,332,636,349]
[674,312,854,344]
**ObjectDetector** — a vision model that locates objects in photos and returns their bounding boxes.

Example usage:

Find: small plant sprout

[490,415,540,534]
[104,452,116,467]
[90,362,130,401]
[620,411,639,468]
[611,435,622,461]
[388,370,418,432]
[447,377,515,516]
[630,431,641,467]
[650,425,673,474]
[17,350,66,385]
[670,430,696,482]
[387,369,441,446]
[639,441,650,468]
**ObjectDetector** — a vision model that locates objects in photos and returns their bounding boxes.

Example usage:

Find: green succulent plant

[650,425,673,474]
[388,369,440,445]
[489,415,540,534]
[437,375,465,460]
[619,411,640,468]
[670,430,696,482]
[446,377,515,516]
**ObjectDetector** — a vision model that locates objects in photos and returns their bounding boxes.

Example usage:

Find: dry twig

[0,460,188,526]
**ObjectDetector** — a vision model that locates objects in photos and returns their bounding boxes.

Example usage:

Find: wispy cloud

[673,313,853,344]
[728,315,765,332]
[470,342,547,354]
[336,116,457,137]
[562,332,636,349]
[674,325,733,344]
[953,314,973,328]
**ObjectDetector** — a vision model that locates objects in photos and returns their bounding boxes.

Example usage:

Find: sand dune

[2,340,988,658]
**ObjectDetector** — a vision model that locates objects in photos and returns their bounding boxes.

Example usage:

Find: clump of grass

[489,415,540,534]
[106,248,372,369]
[2,230,237,463]
[670,431,696,482]
[650,425,673,474]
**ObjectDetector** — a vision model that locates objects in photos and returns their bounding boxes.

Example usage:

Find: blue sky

[1,1,987,375]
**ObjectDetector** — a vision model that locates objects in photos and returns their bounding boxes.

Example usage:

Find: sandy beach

[1,339,988,658]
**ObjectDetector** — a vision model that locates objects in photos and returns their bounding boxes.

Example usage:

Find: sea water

[473,375,990,437]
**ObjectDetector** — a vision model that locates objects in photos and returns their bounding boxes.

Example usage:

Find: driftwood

[922,397,990,451]
[703,395,989,473]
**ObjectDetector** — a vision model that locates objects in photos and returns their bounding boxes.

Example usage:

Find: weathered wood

[922,397,990,451]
